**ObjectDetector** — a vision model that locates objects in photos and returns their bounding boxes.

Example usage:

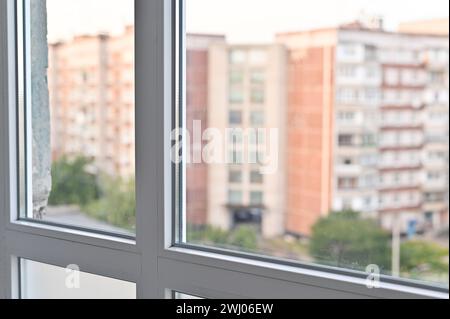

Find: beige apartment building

[206,44,287,238]
[48,26,135,178]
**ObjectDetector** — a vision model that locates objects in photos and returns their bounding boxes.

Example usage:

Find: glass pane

[183,0,449,287]
[173,292,204,300]
[19,0,135,235]
[20,259,136,299]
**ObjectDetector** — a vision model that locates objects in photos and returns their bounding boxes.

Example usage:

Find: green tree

[400,241,449,275]
[310,211,391,271]
[228,225,258,251]
[187,225,229,246]
[48,156,99,206]
[84,176,136,231]
[187,225,259,251]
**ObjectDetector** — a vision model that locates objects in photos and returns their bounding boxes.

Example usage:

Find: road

[43,205,133,235]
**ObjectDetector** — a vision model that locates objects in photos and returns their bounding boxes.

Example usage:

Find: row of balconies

[335,86,448,108]
[335,164,448,190]
[332,194,428,215]
[336,44,448,65]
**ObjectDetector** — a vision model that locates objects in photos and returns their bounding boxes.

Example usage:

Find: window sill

[163,245,449,299]
[6,220,137,253]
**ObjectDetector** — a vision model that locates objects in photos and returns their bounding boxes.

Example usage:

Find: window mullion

[135,0,169,299]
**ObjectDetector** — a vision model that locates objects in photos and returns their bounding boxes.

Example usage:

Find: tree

[187,225,229,246]
[187,225,259,251]
[400,241,449,276]
[84,176,136,231]
[228,225,258,251]
[310,211,391,272]
[48,156,99,206]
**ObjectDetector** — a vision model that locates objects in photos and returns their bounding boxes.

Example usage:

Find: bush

[48,156,99,206]
[310,211,391,272]
[400,241,449,275]
[84,176,136,231]
[187,225,259,251]
[228,226,258,251]
[187,225,229,246]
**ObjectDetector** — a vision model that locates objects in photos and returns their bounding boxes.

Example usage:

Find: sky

[47,0,449,43]
[47,0,134,41]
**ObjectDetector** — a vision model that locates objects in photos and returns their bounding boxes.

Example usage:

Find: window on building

[424,192,445,203]
[230,69,244,84]
[338,65,357,78]
[428,172,442,181]
[229,110,243,125]
[228,129,244,144]
[340,44,357,57]
[229,150,243,165]
[365,88,380,103]
[337,88,359,103]
[230,50,246,64]
[362,134,376,147]
[429,71,445,84]
[364,197,372,208]
[250,111,265,126]
[365,45,378,61]
[338,134,354,146]
[229,170,243,184]
[250,170,264,184]
[250,88,265,104]
[248,129,266,145]
[250,69,265,84]
[366,66,379,79]
[250,191,264,206]
[229,88,244,104]
[338,177,358,190]
[229,190,243,205]
[343,158,353,165]
[338,111,356,122]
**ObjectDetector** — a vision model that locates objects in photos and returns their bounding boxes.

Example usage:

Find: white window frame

[0,0,448,300]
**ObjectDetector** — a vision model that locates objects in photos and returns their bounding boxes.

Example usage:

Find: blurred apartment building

[185,34,225,226]
[399,18,449,36]
[277,20,449,236]
[48,20,449,238]
[48,26,135,178]
[205,43,287,237]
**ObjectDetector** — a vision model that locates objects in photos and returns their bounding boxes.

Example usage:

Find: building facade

[399,18,449,36]
[278,24,449,236]
[49,26,135,178]
[206,43,287,237]
[185,34,225,226]
[48,22,449,238]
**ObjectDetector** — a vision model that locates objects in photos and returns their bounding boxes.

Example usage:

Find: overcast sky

[47,0,449,43]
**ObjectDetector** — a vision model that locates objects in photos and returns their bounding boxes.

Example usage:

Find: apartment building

[48,23,449,238]
[399,18,449,36]
[48,26,135,178]
[185,34,225,226]
[206,44,287,238]
[422,47,450,230]
[276,28,337,236]
[277,23,449,236]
